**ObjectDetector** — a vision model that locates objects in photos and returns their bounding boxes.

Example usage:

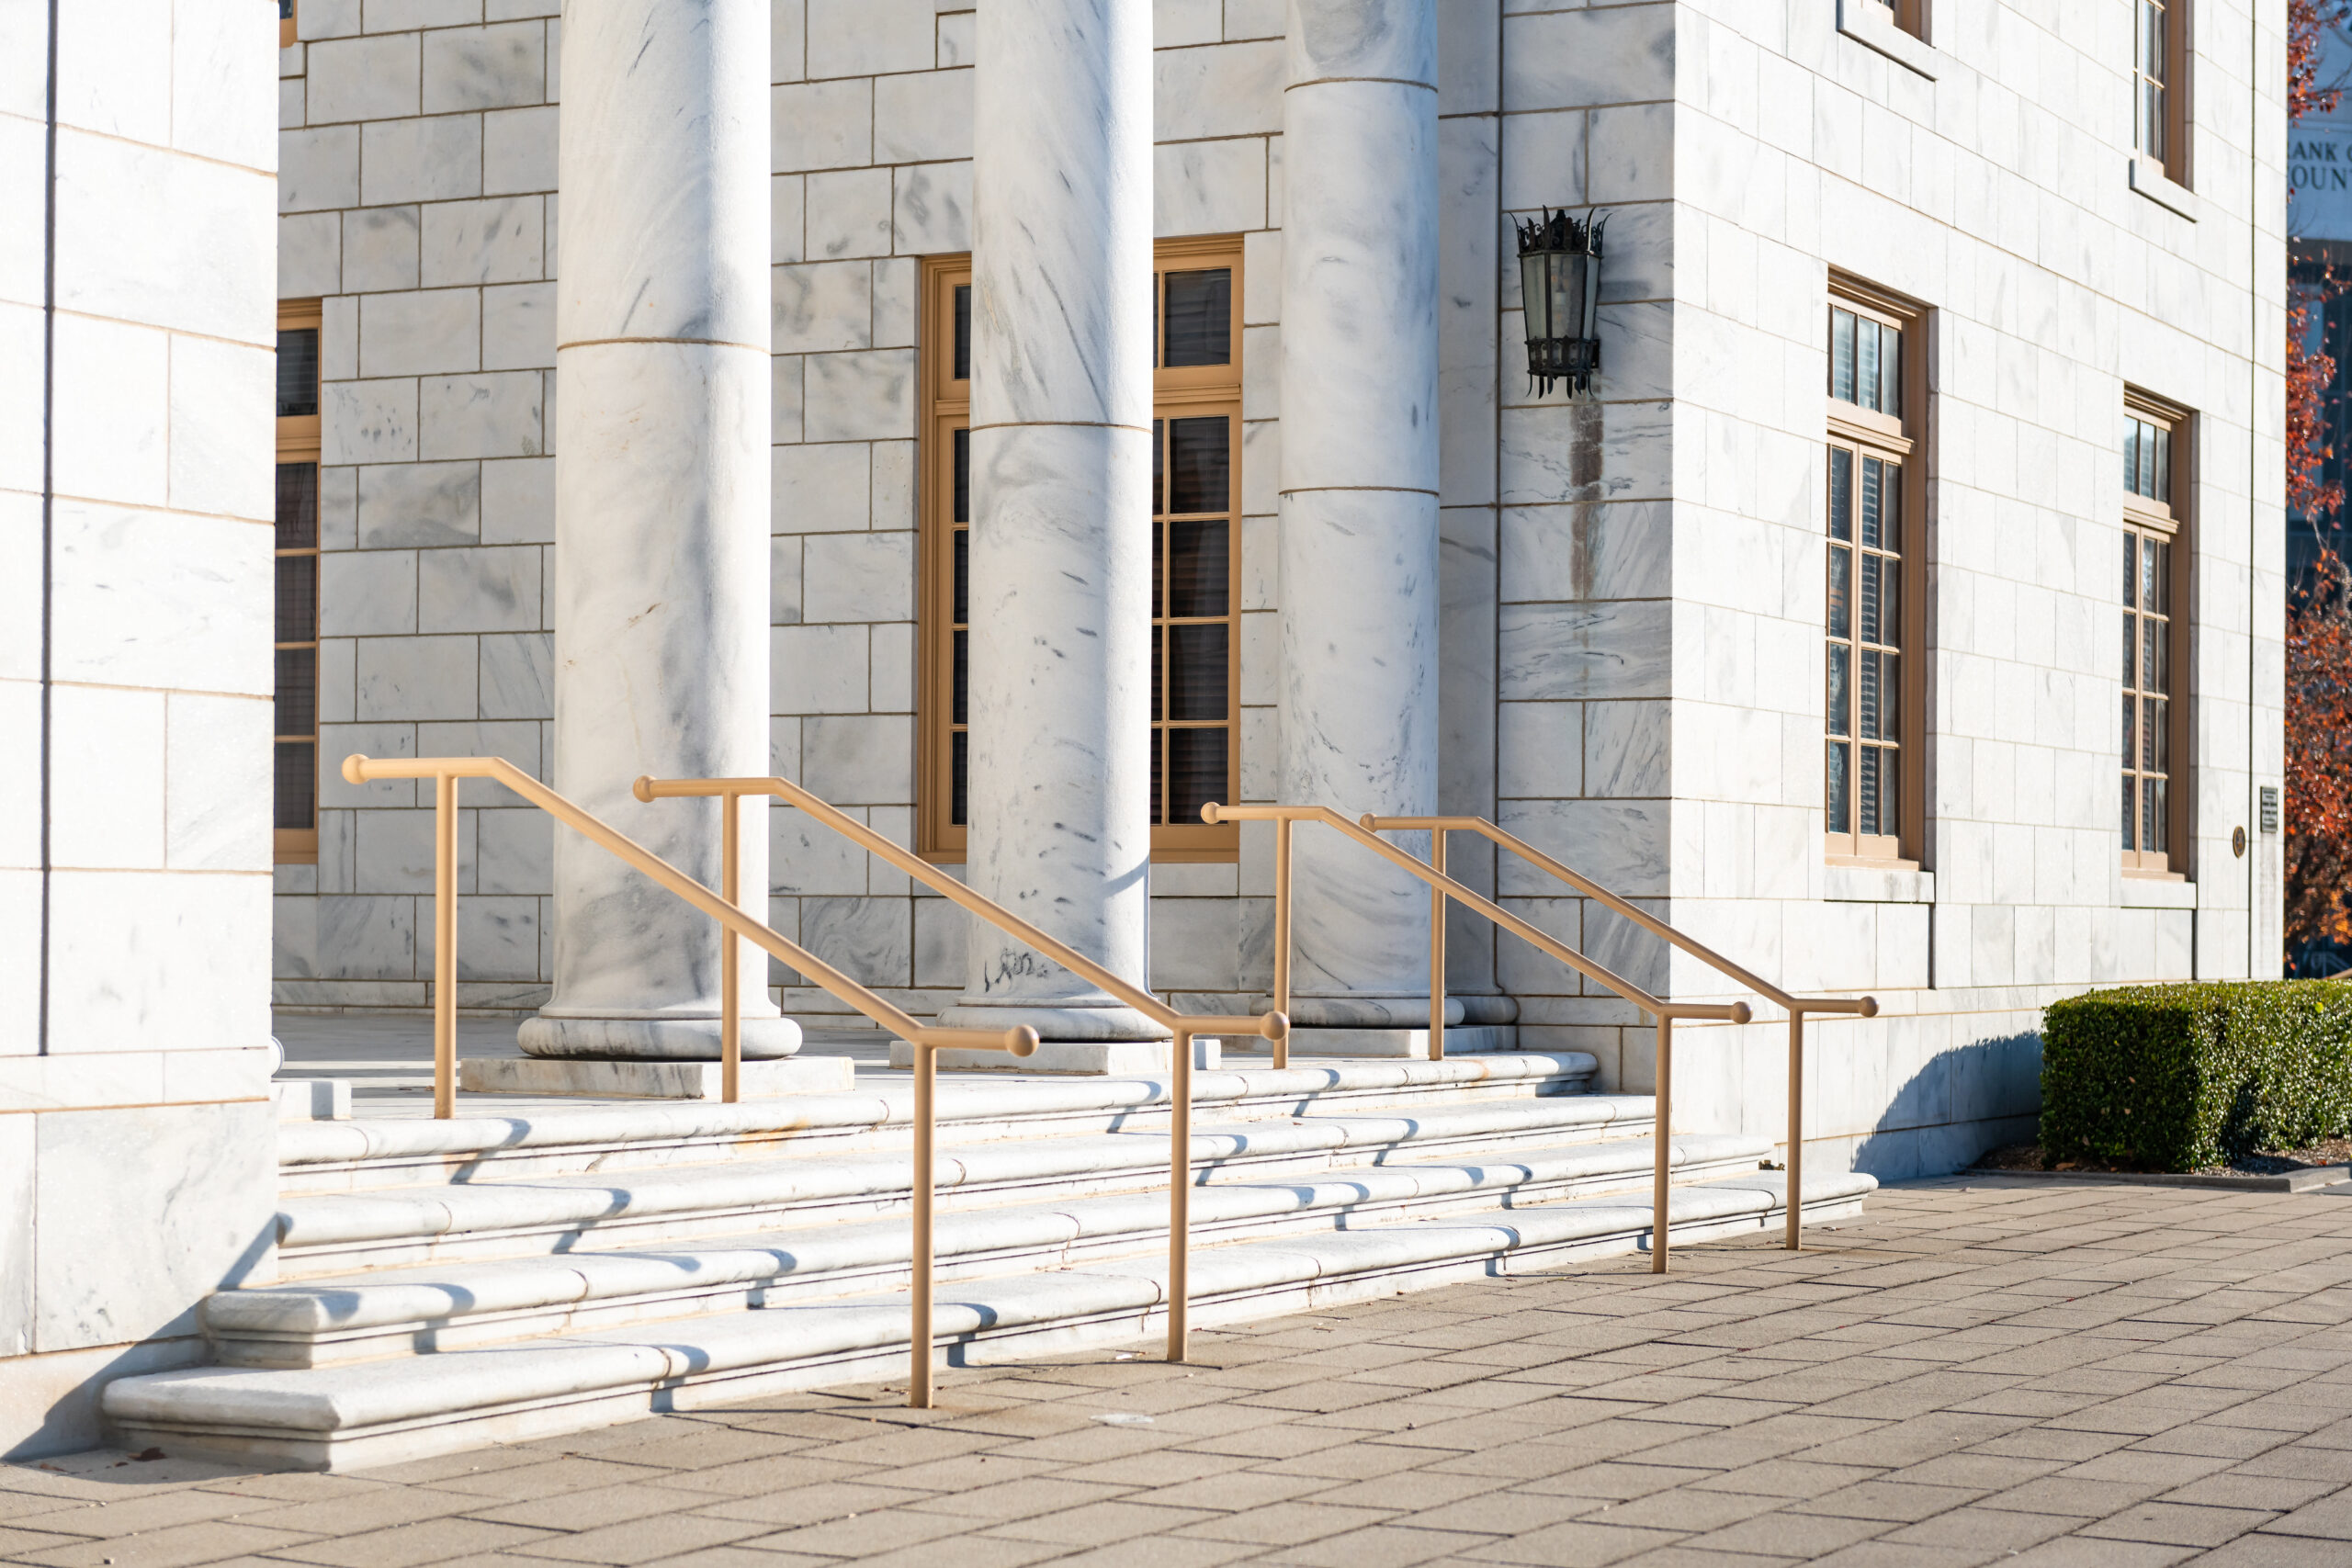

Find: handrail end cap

[1858,995,1880,1019]
[1358,812,1377,830]
[632,775,656,803]
[340,753,369,785]
[1259,1010,1289,1043]
[1006,1025,1040,1058]
[1199,801,1223,825]
[1728,1001,1752,1025]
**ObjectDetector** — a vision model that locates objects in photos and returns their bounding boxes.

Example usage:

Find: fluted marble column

[1277,0,1448,1027]
[938,0,1159,1041]
[518,0,795,1060]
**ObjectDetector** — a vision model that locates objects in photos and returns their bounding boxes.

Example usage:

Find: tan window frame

[2135,0,2192,186]
[276,298,322,865]
[1824,280,1928,867]
[2122,390,2192,877]
[918,237,1245,863]
[280,0,297,48]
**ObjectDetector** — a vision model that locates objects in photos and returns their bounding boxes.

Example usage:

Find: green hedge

[2041,981,2352,1171]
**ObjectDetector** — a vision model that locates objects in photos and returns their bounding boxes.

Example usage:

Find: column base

[933,998,1169,1043]
[515,1013,804,1060]
[459,1054,853,1100]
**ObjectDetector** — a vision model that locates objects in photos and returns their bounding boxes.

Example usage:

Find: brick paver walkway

[11,1178,2352,1567]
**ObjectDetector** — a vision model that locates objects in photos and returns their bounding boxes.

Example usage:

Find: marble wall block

[1154,36,1280,141]
[773,78,874,171]
[422,22,546,114]
[773,624,871,714]
[323,378,420,465]
[361,114,484,205]
[807,169,893,261]
[49,685,166,871]
[50,505,272,694]
[422,196,545,285]
[477,807,553,896]
[356,633,478,720]
[420,370,544,458]
[165,694,273,873]
[775,261,874,354]
[804,350,914,442]
[480,455,553,543]
[1154,138,1266,237]
[168,337,276,520]
[306,33,421,123]
[482,105,557,195]
[801,897,913,988]
[279,211,344,295]
[358,461,480,546]
[279,125,360,210]
[316,895,417,978]
[808,0,935,78]
[482,281,556,370]
[775,444,871,531]
[419,545,543,633]
[892,161,971,254]
[47,873,271,1053]
[872,69,974,164]
[803,532,914,623]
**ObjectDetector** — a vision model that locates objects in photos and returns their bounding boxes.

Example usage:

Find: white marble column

[519,0,795,1060]
[1277,0,1448,1027]
[938,0,1160,1041]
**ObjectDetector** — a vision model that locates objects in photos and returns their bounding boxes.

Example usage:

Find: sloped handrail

[636,773,1290,1371]
[1363,813,1879,1253]
[338,753,1037,1410]
[1201,802,1751,1272]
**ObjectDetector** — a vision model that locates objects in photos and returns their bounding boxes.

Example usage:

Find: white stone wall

[270,0,2286,1179]
[0,1,280,1458]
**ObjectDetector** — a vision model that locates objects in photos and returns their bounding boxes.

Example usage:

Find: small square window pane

[2149,775,2167,852]
[1858,551,1881,647]
[1152,418,1163,516]
[1164,270,1231,367]
[1151,625,1162,721]
[1881,750,1899,840]
[1168,624,1227,721]
[2142,695,2158,770]
[1880,459,1902,554]
[1881,651,1900,740]
[951,729,968,827]
[1168,416,1228,515]
[277,328,319,418]
[952,629,968,725]
[2142,536,2159,613]
[1169,728,1227,828]
[952,529,969,625]
[2121,694,2135,765]
[276,554,317,643]
[953,286,971,381]
[953,428,970,523]
[276,463,319,550]
[274,742,316,830]
[1170,518,1228,619]
[275,648,316,739]
[2152,696,2168,773]
[2143,615,2159,694]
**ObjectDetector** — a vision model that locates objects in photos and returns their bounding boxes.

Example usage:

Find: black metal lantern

[1516,208,1605,396]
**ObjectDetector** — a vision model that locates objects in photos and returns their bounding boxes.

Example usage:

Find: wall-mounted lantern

[1516,208,1606,396]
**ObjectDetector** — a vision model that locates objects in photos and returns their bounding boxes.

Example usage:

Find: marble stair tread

[213,1133,1770,1339]
[276,1094,1659,1255]
[277,1053,1600,1180]
[109,1170,1879,1448]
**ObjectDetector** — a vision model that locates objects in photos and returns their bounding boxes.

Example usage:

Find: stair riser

[219,1151,1764,1368]
[121,1193,1867,1472]
[278,1074,1596,1197]
[276,1117,1657,1278]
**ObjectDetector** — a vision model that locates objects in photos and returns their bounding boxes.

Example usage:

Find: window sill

[1824,859,1935,904]
[2121,873,2198,909]
[1835,0,1941,80]
[2129,153,2201,221]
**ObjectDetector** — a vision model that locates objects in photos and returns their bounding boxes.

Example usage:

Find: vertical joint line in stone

[37,0,60,1055]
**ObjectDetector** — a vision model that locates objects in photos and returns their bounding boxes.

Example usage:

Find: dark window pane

[952,528,969,624]
[276,554,317,643]
[1151,727,1165,823]
[2149,775,2167,852]
[2143,615,2159,693]
[952,629,968,725]
[2122,773,2136,849]
[2122,694,2136,766]
[1169,416,1228,515]
[1880,325,1900,417]
[1153,518,1166,615]
[2125,418,2143,496]
[1827,741,1850,834]
[1828,446,1851,541]
[1860,456,1883,549]
[2143,695,2158,771]
[1168,624,1227,720]
[2123,612,2138,689]
[2122,529,2136,606]
[1859,552,1882,647]
[274,741,316,830]
[275,647,316,738]
[2153,539,2169,615]
[1881,749,1899,840]
[2153,695,2169,773]
[1153,419,1164,515]
[1859,744,1881,838]
[1831,310,1856,403]
[1880,549,1901,649]
[1859,317,1881,412]
[2143,536,2160,615]
[1859,644,1882,740]
[276,462,318,549]
[2155,425,2171,503]
[953,285,971,381]
[1827,545,1851,640]
[1826,644,1850,738]
[952,427,969,523]
[2152,612,2168,694]
[2143,774,2158,853]
[1169,728,1227,828]
[1882,651,1899,742]
[950,729,967,827]
[1880,458,1902,554]
[277,328,318,418]
[1170,518,1227,619]
[1164,269,1231,367]
[1151,624,1162,721]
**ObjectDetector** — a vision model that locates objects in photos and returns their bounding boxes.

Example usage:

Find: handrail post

[1429,828,1446,1061]
[1168,1025,1193,1362]
[910,1035,936,1409]
[1786,1008,1805,1250]
[434,772,458,1121]
[1272,818,1292,1069]
[1652,1011,1672,1274]
[720,789,741,1105]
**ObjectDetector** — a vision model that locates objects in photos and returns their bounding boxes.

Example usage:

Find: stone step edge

[214,1134,1775,1345]
[105,1171,1878,1471]
[277,1053,1600,1172]
[277,1094,1658,1256]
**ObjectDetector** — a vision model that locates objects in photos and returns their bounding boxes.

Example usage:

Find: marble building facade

[263,0,2288,1174]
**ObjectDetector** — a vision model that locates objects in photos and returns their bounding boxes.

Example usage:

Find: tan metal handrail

[1202,803,1750,1272]
[635,773,1290,1371]
[1363,815,1878,1255]
[338,754,1038,1410]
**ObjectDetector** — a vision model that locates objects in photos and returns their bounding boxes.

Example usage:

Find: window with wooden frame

[276,299,322,864]
[918,237,1244,862]
[1824,285,1926,863]
[2122,395,2191,875]
[2134,0,2190,186]
[1872,0,1928,39]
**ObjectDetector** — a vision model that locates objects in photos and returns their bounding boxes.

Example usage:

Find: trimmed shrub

[2041,980,2352,1171]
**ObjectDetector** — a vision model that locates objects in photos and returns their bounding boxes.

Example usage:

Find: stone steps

[105,1169,1874,1472]
[210,1132,1768,1368]
[276,1053,1600,1196]
[273,1091,1656,1277]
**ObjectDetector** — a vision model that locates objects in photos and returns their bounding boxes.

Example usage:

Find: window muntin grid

[2136,0,2172,170]
[275,305,322,863]
[2121,401,2186,874]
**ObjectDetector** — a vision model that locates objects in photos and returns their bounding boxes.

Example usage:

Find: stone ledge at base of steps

[209,1134,1771,1362]
[102,1169,1877,1473]
[457,1055,856,1100]
[277,1053,1601,1177]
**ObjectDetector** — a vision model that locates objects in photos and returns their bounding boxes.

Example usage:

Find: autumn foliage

[2289,0,2352,959]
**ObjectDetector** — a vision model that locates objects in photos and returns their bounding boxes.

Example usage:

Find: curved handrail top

[339,754,1037,1059]
[1202,803,1748,1026]
[634,773,1290,1046]
[1363,813,1878,1021]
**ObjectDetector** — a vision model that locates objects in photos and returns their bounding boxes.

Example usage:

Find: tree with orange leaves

[2287,0,2352,964]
